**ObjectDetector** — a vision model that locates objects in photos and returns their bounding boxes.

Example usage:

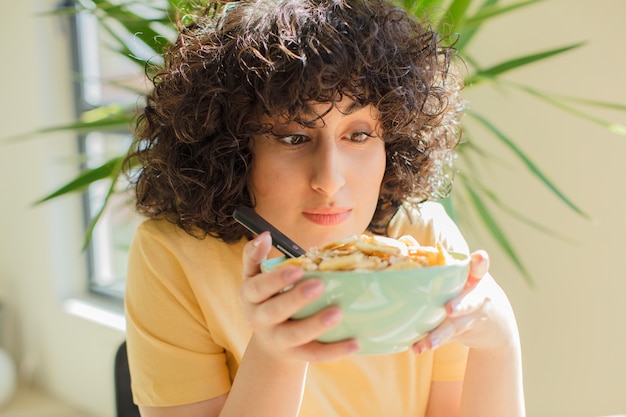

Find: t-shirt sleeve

[387,201,470,254]
[125,221,231,406]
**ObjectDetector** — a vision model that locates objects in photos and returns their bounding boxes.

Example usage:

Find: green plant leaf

[98,17,164,64]
[462,181,533,285]
[34,156,125,204]
[456,0,541,51]
[463,0,541,29]
[509,83,626,135]
[34,116,134,138]
[394,0,446,17]
[459,172,577,244]
[550,95,626,112]
[467,42,585,85]
[81,177,118,251]
[438,0,472,34]
[468,111,590,219]
[2,101,136,144]
[79,0,172,64]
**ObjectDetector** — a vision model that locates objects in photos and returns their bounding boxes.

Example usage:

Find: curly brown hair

[125,0,464,242]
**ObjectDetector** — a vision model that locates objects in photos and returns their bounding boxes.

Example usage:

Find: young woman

[123,0,526,416]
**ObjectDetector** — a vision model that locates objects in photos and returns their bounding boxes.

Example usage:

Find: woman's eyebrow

[273,101,370,128]
[342,101,364,115]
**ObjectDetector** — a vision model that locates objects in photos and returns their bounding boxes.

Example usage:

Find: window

[66,0,160,299]
[81,131,140,298]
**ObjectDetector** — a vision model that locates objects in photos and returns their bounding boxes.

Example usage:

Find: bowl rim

[261,251,470,275]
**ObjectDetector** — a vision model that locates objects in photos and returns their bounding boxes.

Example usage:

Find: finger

[446,291,490,318]
[277,306,361,360]
[444,250,490,315]
[242,231,273,279]
[240,265,304,305]
[464,250,489,290]
[273,306,345,347]
[413,299,489,354]
[245,277,323,327]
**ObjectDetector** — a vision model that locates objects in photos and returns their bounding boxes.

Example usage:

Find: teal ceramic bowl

[262,252,470,355]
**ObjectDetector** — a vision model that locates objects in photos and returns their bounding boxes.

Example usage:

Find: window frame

[65,0,145,301]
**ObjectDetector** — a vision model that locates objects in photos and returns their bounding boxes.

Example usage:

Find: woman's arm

[139,231,358,417]
[457,271,525,417]
[425,381,463,417]
[460,332,525,417]
[418,252,526,417]
[137,337,309,417]
[137,338,309,417]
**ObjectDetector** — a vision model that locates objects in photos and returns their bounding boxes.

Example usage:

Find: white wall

[0,1,624,417]
[0,1,125,417]
[460,1,626,417]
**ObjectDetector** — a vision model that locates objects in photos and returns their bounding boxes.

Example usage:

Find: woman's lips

[302,209,351,226]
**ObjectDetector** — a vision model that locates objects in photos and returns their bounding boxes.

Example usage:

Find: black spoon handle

[233,206,306,258]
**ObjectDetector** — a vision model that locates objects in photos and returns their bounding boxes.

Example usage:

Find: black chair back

[114,341,141,417]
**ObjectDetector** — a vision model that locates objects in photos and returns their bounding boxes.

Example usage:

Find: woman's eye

[276,134,309,146]
[348,131,374,143]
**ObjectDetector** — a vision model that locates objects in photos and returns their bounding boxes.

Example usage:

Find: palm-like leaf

[18,0,626,280]
[466,43,585,85]
[467,110,588,218]
[34,156,125,204]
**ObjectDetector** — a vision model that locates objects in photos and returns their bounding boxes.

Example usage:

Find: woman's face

[249,100,386,254]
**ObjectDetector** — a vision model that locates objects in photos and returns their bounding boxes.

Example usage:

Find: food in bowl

[262,234,470,355]
[272,234,455,272]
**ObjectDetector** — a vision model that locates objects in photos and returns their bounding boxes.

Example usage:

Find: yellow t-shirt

[125,202,469,416]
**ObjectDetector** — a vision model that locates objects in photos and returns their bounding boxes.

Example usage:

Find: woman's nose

[310,141,346,196]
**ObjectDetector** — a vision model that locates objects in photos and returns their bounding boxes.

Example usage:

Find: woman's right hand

[239,231,360,362]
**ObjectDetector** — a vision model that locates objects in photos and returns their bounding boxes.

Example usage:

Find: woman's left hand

[412,250,520,354]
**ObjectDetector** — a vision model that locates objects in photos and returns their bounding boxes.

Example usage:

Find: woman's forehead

[263,99,379,126]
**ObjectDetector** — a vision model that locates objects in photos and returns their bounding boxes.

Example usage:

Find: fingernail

[252,231,269,247]
[283,267,302,283]
[346,341,360,354]
[412,336,429,354]
[474,251,489,275]
[413,342,426,355]
[322,308,342,326]
[302,280,323,298]
[446,300,458,315]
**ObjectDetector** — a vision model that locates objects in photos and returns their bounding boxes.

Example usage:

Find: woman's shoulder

[133,217,247,260]
[136,216,192,240]
[388,201,469,253]
[129,218,248,297]
[387,201,447,235]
